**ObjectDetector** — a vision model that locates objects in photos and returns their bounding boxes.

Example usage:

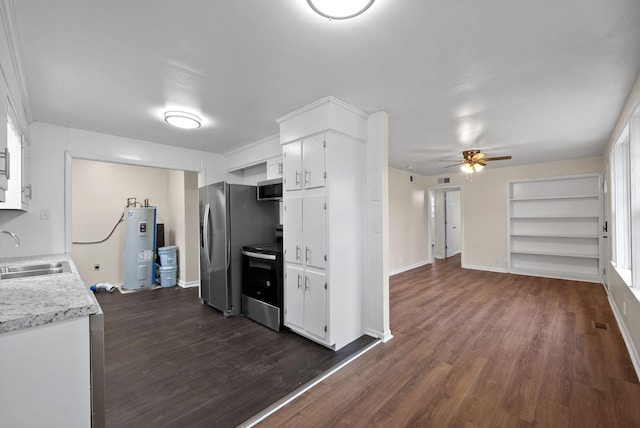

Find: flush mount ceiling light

[307,0,375,20]
[164,111,201,129]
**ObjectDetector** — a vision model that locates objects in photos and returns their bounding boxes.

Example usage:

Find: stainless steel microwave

[257,178,283,201]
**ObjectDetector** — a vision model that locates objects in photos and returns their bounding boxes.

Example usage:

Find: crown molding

[275,96,368,124]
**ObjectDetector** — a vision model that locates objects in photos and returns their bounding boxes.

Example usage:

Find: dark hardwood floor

[259,254,640,427]
[95,286,374,428]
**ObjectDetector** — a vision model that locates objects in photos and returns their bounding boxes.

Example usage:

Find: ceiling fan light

[460,163,474,174]
[307,0,375,20]
[164,111,201,129]
[473,163,484,172]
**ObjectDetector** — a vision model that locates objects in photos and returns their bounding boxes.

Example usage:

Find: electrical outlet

[94,264,100,271]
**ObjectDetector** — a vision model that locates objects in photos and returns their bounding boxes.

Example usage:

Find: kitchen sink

[0,261,72,280]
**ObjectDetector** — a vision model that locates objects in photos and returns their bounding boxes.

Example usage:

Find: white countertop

[0,254,101,334]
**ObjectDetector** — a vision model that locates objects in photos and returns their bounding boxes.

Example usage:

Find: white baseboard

[389,260,430,276]
[178,280,199,288]
[607,294,640,381]
[461,264,508,274]
[364,328,394,343]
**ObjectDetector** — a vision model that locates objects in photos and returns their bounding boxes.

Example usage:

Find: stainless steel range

[241,226,283,331]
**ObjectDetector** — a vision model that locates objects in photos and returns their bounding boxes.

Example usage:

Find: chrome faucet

[0,230,20,247]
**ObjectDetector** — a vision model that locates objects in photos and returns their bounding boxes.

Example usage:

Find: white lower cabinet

[285,265,327,341]
[0,317,91,427]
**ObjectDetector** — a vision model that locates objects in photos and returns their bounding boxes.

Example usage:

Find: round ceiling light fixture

[164,111,201,129]
[307,0,375,20]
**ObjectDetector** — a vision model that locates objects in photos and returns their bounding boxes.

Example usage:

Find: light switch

[40,208,51,220]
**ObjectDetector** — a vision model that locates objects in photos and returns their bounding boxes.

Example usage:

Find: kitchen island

[0,253,103,428]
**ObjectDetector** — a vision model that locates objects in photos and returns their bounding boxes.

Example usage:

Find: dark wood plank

[258,254,640,427]
[95,286,374,427]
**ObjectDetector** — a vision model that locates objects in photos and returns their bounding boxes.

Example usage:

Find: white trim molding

[608,294,640,381]
[389,260,430,276]
[178,280,199,289]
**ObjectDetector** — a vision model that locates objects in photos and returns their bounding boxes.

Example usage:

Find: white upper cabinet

[0,100,31,210]
[266,155,283,180]
[283,135,326,191]
[301,135,325,190]
[283,140,302,191]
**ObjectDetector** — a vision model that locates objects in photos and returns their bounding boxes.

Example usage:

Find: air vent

[438,177,450,184]
[592,321,609,330]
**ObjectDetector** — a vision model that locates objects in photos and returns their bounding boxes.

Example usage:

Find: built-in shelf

[507,173,602,283]
[511,215,599,219]
[510,195,599,201]
[510,250,599,259]
[510,233,598,239]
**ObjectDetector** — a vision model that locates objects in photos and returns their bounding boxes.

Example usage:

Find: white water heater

[122,207,157,290]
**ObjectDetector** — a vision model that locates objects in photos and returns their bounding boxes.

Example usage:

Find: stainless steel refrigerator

[199,182,278,316]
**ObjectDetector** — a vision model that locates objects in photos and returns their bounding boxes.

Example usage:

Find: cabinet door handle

[297,274,302,289]
[304,275,309,291]
[296,245,301,261]
[304,169,310,186]
[0,147,9,180]
[295,171,301,187]
[278,162,283,175]
[24,184,32,200]
[305,246,310,263]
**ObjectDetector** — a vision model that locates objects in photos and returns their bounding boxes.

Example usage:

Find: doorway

[428,186,463,264]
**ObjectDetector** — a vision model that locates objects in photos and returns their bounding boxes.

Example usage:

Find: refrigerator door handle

[203,203,212,266]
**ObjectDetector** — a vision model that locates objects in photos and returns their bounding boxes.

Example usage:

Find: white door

[283,140,302,191]
[445,190,461,258]
[302,134,325,190]
[303,193,326,269]
[283,196,303,264]
[284,265,305,329]
[304,270,326,340]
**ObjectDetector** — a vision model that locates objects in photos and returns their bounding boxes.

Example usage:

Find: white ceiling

[11,0,640,176]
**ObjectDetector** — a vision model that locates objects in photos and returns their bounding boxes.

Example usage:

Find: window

[611,125,630,269]
[610,106,640,287]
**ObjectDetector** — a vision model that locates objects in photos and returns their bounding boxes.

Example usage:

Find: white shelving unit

[507,174,602,282]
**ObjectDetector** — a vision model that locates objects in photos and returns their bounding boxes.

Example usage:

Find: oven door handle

[242,250,277,261]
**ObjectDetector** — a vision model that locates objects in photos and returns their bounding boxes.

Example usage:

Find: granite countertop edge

[0,253,102,335]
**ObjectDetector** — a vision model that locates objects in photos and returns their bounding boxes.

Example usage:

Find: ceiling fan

[441,149,512,173]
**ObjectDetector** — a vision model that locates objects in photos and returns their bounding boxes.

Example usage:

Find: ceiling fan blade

[477,161,487,166]
[471,152,486,161]
[482,156,512,161]
[443,163,462,168]
[439,159,462,163]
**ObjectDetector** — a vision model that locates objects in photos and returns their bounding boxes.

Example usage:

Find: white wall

[182,171,200,284]
[363,112,391,341]
[388,168,429,273]
[166,169,200,285]
[388,157,603,274]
